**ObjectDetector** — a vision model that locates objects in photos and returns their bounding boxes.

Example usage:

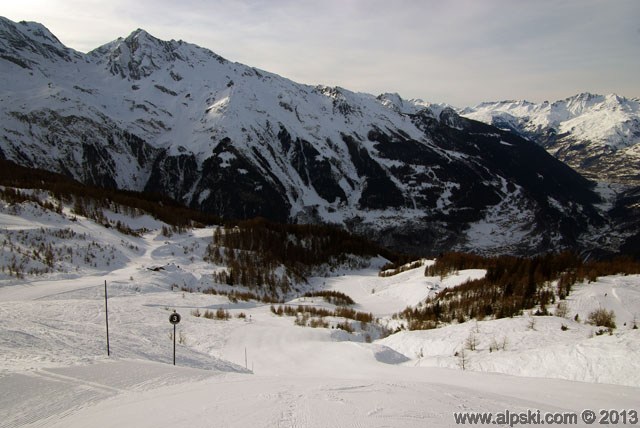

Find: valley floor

[1,218,639,427]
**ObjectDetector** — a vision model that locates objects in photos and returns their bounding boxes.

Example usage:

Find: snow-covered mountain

[0,17,625,255]
[461,94,640,256]
[461,93,640,186]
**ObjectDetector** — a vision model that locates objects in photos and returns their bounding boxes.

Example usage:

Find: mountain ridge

[0,17,632,256]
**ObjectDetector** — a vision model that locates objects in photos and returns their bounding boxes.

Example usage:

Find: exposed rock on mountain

[462,93,640,256]
[0,17,626,255]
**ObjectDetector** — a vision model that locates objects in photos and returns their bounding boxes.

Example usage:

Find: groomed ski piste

[1,199,639,427]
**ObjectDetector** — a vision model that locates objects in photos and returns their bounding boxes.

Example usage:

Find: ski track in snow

[1,207,639,427]
[0,361,218,428]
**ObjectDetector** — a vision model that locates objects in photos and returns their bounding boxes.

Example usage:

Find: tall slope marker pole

[169,311,181,365]
[105,280,110,356]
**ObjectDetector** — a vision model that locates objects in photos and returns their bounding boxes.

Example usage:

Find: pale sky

[3,0,639,106]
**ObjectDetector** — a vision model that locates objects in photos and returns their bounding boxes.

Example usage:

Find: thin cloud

[2,0,638,106]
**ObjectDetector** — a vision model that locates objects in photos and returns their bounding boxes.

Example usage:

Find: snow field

[1,203,640,426]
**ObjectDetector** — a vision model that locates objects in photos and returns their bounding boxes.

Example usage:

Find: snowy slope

[1,196,640,426]
[0,17,619,256]
[381,312,640,387]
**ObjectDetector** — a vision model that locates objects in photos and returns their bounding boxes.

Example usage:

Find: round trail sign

[169,312,181,325]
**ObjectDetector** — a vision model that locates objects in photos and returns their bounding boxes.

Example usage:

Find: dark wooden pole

[105,280,110,356]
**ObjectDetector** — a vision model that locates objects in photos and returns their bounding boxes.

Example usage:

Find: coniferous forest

[2,157,640,324]
[399,252,640,329]
[205,218,406,297]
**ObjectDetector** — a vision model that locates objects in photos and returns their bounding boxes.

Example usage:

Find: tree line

[204,217,405,298]
[401,252,640,329]
[0,159,220,228]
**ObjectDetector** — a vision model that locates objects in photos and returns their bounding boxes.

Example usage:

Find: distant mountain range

[461,93,640,186]
[461,94,640,257]
[0,17,637,256]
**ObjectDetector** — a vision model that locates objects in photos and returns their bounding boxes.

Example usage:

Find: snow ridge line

[35,369,124,394]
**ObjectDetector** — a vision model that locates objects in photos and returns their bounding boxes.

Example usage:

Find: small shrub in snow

[456,348,469,371]
[308,317,329,328]
[464,332,478,351]
[302,290,355,306]
[336,320,354,333]
[161,225,173,237]
[587,308,616,329]
[473,321,480,334]
[215,308,231,320]
[489,337,499,353]
[206,289,282,304]
[499,336,508,351]
[273,304,372,324]
[555,302,569,318]
[527,317,536,331]
[534,307,549,316]
[408,320,437,330]
[198,308,231,320]
[295,313,310,327]
[487,336,508,352]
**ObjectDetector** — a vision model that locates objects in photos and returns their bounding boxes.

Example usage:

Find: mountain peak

[555,92,634,117]
[124,28,162,47]
[89,27,185,80]
[17,20,64,46]
[568,91,600,100]
[0,16,79,65]
[559,92,601,109]
[130,28,151,37]
[88,26,227,80]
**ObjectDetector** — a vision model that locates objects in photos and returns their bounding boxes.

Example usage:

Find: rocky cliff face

[0,17,624,255]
